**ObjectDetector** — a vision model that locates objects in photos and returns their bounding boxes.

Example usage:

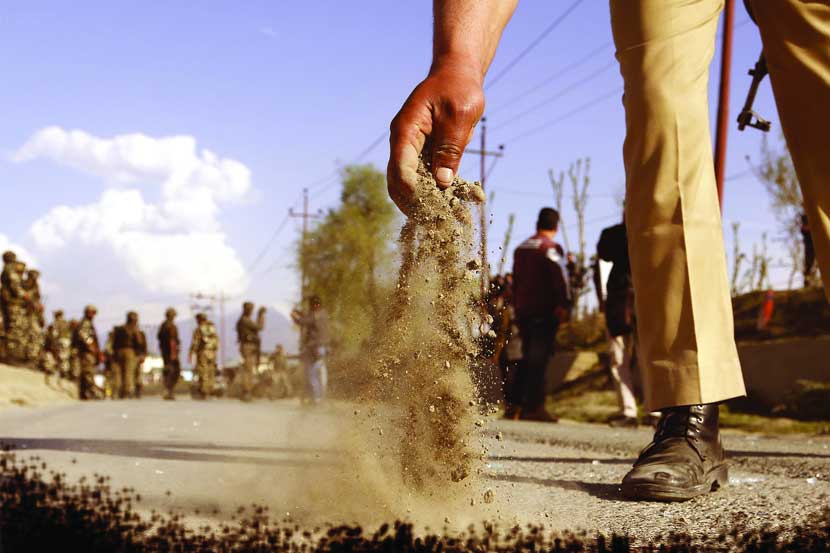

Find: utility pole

[289,188,323,303]
[714,0,735,208]
[289,188,323,353]
[466,117,504,302]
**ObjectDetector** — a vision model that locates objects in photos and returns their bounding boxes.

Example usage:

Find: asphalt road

[1,397,828,545]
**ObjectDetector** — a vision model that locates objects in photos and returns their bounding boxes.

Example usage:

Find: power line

[246,213,291,274]
[491,60,617,131]
[488,41,613,115]
[505,86,623,143]
[484,0,585,91]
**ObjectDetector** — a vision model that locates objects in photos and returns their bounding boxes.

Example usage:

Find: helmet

[84,305,97,315]
[195,313,207,322]
[2,251,16,263]
[53,309,64,318]
[165,307,177,318]
[126,311,138,323]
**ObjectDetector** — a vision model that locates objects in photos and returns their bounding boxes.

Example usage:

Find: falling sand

[279,159,495,528]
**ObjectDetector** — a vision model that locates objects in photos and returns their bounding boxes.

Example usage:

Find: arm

[387,0,517,212]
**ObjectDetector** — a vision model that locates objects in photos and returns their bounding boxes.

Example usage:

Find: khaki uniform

[236,310,265,398]
[611,0,830,410]
[190,320,218,397]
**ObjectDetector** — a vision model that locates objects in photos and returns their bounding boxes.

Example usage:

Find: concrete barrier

[738,336,830,406]
[546,351,601,394]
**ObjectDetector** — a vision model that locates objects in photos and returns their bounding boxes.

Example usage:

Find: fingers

[429,94,483,188]
[388,98,429,214]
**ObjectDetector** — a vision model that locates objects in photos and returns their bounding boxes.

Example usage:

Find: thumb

[430,117,474,189]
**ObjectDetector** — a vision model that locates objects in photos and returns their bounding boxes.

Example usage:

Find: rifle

[737,53,771,133]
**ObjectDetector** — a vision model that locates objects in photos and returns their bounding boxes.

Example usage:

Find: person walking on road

[291,296,329,405]
[511,208,571,423]
[157,308,181,400]
[385,0,830,501]
[236,302,265,402]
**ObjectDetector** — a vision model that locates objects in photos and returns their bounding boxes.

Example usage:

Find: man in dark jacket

[598,221,638,427]
[511,207,570,422]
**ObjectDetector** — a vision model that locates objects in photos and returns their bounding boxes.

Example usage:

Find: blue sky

[0,1,788,332]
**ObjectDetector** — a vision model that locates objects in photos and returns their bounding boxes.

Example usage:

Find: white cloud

[14,127,250,297]
[0,233,37,267]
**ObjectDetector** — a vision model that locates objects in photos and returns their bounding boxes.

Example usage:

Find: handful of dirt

[367,159,486,493]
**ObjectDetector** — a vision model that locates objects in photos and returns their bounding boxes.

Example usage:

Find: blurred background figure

[512,208,571,422]
[292,296,329,405]
[112,311,147,399]
[597,219,638,428]
[800,212,816,288]
[189,313,218,400]
[236,302,266,402]
[157,308,181,401]
[74,305,102,400]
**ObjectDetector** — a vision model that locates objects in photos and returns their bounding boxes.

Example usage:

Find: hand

[387,60,484,213]
[258,306,266,314]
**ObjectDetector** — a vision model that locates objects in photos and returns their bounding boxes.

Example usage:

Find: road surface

[1,397,828,545]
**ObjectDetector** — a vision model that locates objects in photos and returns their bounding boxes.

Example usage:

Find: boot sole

[621,463,729,502]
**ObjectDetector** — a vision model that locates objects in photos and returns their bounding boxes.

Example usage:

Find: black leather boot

[621,404,728,501]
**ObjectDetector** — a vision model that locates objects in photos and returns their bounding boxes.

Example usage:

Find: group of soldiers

[2,248,302,402]
[0,251,46,366]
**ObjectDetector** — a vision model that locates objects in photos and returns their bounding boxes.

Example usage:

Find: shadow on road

[489,455,633,465]
[0,437,340,467]
[487,473,622,500]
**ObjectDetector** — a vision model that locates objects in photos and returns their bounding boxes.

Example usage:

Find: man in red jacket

[511,207,571,422]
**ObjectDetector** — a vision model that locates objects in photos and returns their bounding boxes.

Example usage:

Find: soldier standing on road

[157,308,181,401]
[74,305,101,400]
[112,312,147,399]
[1,255,30,365]
[269,344,294,398]
[189,313,218,399]
[236,302,265,402]
[0,251,18,363]
[22,269,45,366]
[48,310,72,379]
[387,0,830,501]
[291,296,329,405]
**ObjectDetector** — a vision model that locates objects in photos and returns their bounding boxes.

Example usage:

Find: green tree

[297,164,398,356]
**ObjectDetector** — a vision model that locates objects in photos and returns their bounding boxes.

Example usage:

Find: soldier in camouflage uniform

[157,308,181,400]
[189,313,218,399]
[22,269,45,366]
[52,311,72,379]
[236,302,265,402]
[112,311,147,399]
[1,254,30,365]
[102,329,116,398]
[74,305,101,400]
[68,319,81,380]
[0,251,14,362]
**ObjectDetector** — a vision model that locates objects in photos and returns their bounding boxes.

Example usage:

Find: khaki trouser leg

[750,0,830,296]
[610,0,745,411]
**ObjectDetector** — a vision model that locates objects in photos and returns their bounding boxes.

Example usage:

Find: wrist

[430,52,486,85]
